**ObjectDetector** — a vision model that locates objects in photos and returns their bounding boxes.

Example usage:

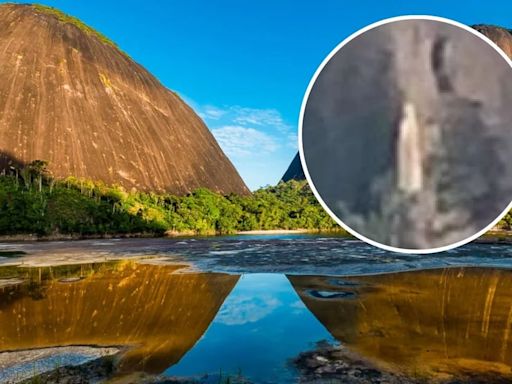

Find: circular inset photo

[300,16,512,253]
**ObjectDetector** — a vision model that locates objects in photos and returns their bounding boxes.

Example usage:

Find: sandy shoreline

[236,229,313,235]
[0,232,162,242]
[0,228,345,242]
[0,228,509,248]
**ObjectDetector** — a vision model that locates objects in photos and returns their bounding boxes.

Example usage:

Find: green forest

[2,160,510,239]
[0,161,341,238]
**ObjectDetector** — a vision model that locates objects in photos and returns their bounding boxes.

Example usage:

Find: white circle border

[298,15,512,254]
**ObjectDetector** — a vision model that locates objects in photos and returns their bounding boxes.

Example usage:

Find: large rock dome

[0,4,249,195]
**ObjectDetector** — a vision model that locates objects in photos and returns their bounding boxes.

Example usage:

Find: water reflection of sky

[165,273,336,383]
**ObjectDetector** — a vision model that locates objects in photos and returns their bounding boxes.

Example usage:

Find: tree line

[0,160,342,237]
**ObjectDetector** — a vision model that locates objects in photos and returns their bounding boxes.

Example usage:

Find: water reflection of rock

[0,261,238,374]
[289,267,512,380]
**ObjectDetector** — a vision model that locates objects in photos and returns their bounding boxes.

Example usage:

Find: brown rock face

[0,4,249,195]
[474,24,512,57]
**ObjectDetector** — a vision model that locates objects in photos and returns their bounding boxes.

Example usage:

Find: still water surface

[166,274,335,383]
[1,235,512,383]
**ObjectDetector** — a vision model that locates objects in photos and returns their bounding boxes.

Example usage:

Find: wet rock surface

[293,343,413,384]
[4,236,512,275]
[18,356,116,384]
[0,346,119,383]
[293,343,512,384]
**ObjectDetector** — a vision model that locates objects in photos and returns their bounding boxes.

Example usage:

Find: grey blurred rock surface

[301,20,512,249]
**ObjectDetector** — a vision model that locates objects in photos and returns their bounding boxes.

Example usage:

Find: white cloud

[198,105,227,120]
[212,125,279,158]
[229,107,292,133]
[215,295,281,325]
[287,132,298,148]
[184,98,297,189]
[197,103,294,158]
[196,104,292,133]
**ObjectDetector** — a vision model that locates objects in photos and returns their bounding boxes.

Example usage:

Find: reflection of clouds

[289,299,307,315]
[215,295,281,325]
[290,300,306,309]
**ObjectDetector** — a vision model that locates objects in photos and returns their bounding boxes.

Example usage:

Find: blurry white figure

[398,102,423,193]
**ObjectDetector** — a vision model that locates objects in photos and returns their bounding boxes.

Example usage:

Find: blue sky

[4,1,512,189]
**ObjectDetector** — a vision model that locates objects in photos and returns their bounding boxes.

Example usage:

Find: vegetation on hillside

[496,212,512,231]
[0,161,341,237]
[32,4,123,52]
